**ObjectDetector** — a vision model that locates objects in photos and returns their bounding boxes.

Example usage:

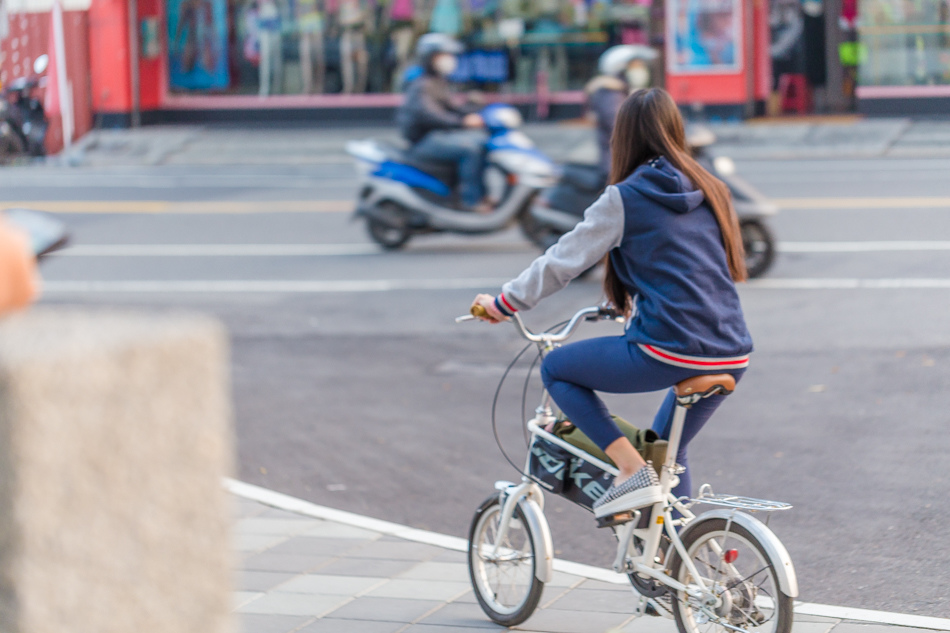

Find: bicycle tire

[467,493,544,626]
[668,518,793,633]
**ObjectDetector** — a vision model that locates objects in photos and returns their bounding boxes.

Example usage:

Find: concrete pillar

[823,0,850,112]
[0,309,234,633]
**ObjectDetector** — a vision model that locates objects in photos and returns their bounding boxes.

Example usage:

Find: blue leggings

[540,336,745,499]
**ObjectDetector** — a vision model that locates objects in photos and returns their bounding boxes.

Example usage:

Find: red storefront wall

[0,4,93,153]
[89,0,163,119]
[665,0,772,109]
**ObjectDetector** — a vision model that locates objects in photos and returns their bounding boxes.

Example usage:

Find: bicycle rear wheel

[669,518,793,633]
[467,493,544,626]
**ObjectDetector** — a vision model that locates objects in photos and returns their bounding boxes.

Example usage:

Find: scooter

[524,125,778,278]
[346,104,558,249]
[0,55,50,163]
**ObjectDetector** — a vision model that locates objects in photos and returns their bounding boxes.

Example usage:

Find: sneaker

[593,463,663,518]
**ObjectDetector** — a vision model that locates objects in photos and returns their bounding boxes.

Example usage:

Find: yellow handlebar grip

[470,304,489,318]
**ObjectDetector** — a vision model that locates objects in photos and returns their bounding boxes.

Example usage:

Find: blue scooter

[346,104,559,249]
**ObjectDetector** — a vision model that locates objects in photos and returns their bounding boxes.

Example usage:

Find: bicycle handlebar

[457,304,623,344]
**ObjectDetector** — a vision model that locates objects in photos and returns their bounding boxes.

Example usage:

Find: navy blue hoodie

[500,156,752,368]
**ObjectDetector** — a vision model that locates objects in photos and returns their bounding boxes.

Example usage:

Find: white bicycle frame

[462,306,798,617]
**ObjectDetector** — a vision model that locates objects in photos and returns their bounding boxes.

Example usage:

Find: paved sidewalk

[230,482,950,633]
[47,116,950,169]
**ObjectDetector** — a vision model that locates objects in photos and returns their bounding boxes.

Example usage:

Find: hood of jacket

[629,156,705,214]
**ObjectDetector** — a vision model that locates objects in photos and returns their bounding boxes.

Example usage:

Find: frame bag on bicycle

[528,415,667,511]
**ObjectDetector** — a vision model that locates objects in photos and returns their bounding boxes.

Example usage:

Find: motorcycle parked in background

[346,104,558,249]
[0,55,50,164]
[524,125,778,279]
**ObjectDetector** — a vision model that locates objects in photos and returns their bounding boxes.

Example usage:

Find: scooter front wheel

[468,493,544,626]
[0,122,26,165]
[740,219,775,278]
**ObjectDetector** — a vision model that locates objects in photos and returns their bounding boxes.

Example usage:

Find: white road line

[40,278,950,294]
[774,197,950,210]
[41,279,513,293]
[55,241,950,257]
[226,478,950,631]
[56,242,533,256]
[749,278,950,289]
[59,244,382,257]
[779,241,950,253]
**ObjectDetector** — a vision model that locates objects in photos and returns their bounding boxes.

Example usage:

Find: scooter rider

[396,34,492,213]
[586,45,657,178]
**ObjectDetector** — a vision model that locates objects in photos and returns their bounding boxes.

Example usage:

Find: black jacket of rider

[584,75,628,177]
[397,74,467,144]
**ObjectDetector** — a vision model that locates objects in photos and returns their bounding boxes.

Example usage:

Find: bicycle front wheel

[669,518,793,633]
[467,493,544,626]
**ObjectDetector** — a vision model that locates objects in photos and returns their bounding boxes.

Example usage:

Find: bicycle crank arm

[629,563,713,603]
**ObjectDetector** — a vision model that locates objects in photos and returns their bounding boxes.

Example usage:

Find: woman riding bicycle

[471,87,751,522]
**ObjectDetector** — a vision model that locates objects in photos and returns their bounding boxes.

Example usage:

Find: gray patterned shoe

[593,463,663,518]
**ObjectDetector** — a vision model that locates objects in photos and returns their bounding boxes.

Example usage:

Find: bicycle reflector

[723,549,739,564]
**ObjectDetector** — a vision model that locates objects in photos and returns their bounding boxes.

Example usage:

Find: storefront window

[165,0,661,96]
[858,0,950,86]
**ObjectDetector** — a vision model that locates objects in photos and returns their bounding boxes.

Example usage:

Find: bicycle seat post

[666,374,738,483]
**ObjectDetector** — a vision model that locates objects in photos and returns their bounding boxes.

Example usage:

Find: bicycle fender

[680,509,798,598]
[519,497,554,584]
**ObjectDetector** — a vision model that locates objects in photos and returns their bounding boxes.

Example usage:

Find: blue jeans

[411,129,487,207]
[540,336,746,499]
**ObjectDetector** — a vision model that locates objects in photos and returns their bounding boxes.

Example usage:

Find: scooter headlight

[713,156,736,177]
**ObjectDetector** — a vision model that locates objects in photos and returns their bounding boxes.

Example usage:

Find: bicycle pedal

[596,511,635,528]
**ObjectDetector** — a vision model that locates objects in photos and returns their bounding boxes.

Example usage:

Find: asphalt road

[10,152,950,617]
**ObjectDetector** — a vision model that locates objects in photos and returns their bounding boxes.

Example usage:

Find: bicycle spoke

[675,526,787,633]
[726,565,769,592]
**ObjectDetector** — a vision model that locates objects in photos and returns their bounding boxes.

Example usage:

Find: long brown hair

[603,88,747,316]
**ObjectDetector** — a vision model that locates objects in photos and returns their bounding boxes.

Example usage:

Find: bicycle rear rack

[690,484,792,512]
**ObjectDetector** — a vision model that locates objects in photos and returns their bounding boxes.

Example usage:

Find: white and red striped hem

[638,344,750,370]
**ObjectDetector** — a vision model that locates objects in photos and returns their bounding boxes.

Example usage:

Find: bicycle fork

[489,479,555,583]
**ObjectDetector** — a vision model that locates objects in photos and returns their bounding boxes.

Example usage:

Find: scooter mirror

[33,54,49,75]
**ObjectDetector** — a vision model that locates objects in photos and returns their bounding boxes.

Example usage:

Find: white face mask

[432,54,459,76]
[625,65,651,89]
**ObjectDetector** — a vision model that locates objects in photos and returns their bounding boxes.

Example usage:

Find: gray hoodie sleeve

[501,186,625,311]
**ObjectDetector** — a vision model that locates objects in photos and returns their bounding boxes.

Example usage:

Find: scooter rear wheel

[365,202,412,250]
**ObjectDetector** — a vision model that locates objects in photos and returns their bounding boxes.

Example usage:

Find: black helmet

[415,33,464,67]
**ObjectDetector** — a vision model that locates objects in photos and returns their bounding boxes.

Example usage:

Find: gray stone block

[237,614,314,633]
[0,309,234,633]
[324,596,443,622]
[297,618,405,633]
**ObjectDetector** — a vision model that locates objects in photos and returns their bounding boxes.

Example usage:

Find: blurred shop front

[0,0,94,152]
[855,0,950,114]
[90,0,773,125]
